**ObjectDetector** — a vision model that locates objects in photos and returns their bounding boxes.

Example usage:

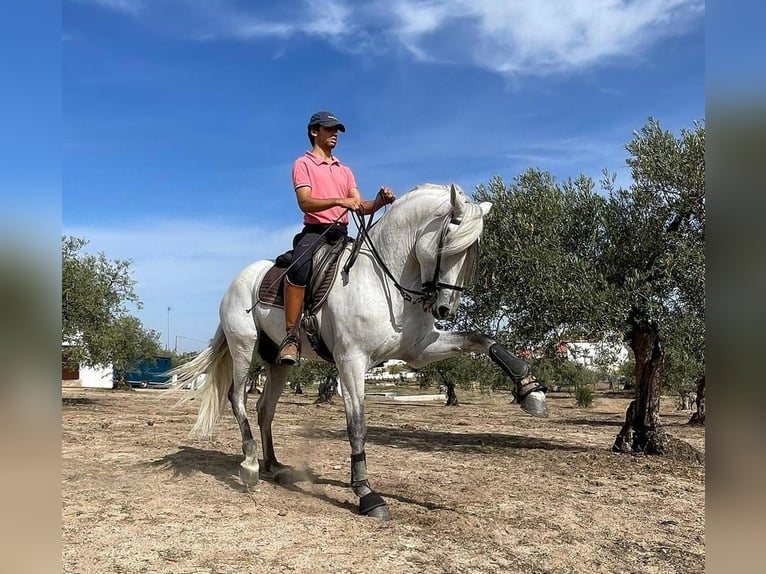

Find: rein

[347,194,469,306]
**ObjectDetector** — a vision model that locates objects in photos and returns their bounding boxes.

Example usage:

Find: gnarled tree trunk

[613,314,666,454]
[444,381,459,406]
[613,310,704,464]
[315,376,337,404]
[689,375,705,425]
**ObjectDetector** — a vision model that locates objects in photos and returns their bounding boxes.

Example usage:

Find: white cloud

[68,0,703,76]
[71,0,144,17]
[389,0,704,74]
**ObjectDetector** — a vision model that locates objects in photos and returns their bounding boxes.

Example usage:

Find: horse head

[413,183,492,319]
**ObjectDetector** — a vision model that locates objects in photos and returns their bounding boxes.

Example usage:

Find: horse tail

[168,324,232,439]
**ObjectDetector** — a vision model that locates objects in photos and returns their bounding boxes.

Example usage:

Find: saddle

[257,236,352,362]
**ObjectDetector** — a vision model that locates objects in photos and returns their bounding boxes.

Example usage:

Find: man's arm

[354,186,396,215]
[296,186,362,213]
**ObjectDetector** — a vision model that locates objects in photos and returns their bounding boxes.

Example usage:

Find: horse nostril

[438,305,450,318]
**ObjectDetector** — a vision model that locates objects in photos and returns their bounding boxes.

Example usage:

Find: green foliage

[531,357,597,394]
[170,350,200,369]
[62,235,161,371]
[289,360,337,390]
[601,118,705,338]
[661,311,704,397]
[416,354,506,392]
[108,316,162,383]
[387,363,408,375]
[469,169,611,351]
[616,357,636,389]
[575,385,594,408]
[468,118,704,397]
[246,353,267,387]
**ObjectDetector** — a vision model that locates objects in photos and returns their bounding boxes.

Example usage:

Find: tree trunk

[612,311,704,464]
[689,375,705,425]
[247,372,262,394]
[112,374,133,391]
[314,376,336,404]
[445,381,459,406]
[613,312,665,454]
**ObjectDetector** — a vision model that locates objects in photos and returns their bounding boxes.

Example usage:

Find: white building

[62,339,114,388]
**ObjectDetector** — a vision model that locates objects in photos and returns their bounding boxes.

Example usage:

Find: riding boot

[277,280,305,365]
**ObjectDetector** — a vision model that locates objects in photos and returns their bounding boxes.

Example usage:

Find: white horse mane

[388,183,486,257]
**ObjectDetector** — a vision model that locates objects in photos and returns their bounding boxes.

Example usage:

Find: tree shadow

[62,397,98,407]
[298,426,593,454]
[553,418,625,427]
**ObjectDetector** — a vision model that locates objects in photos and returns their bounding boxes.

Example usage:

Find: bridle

[347,199,475,308]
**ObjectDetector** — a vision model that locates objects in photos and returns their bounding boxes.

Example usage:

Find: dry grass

[62,387,704,573]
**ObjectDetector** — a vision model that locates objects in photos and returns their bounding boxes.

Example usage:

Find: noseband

[419,214,470,304]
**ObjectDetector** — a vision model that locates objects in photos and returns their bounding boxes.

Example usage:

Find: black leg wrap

[359,492,388,516]
[350,451,367,483]
[489,343,530,382]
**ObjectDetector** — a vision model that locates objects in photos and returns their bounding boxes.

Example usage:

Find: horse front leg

[408,330,548,418]
[336,356,390,521]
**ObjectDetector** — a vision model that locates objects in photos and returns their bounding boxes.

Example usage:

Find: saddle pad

[257,266,287,308]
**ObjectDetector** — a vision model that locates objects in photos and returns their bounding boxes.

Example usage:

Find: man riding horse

[278,111,396,365]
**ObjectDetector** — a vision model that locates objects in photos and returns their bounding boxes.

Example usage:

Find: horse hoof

[520,391,548,418]
[272,466,300,485]
[366,505,391,521]
[239,464,260,487]
[359,492,390,521]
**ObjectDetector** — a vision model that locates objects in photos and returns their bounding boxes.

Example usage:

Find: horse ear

[479,201,493,216]
[450,183,465,221]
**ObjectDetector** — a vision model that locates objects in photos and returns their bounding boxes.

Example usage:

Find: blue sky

[60,0,705,353]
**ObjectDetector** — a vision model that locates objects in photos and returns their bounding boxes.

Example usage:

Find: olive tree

[62,236,161,384]
[470,118,704,459]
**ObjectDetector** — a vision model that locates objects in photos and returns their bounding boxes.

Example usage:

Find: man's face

[315,125,339,149]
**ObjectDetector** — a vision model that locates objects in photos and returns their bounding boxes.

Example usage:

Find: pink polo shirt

[292,151,357,225]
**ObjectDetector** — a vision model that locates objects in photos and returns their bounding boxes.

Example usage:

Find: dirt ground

[62,385,705,574]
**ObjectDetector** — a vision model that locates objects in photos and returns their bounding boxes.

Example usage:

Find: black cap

[308,111,346,132]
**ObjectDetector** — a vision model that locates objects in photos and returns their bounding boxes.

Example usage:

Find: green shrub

[575,384,594,408]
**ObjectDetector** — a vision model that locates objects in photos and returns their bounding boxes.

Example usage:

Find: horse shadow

[149,446,244,491]
[150,445,454,514]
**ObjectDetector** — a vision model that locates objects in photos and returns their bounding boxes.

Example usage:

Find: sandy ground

[62,386,705,574]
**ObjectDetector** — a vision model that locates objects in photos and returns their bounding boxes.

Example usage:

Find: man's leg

[277,279,305,365]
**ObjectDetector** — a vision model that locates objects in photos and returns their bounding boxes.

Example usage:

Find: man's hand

[338,197,363,212]
[378,186,395,205]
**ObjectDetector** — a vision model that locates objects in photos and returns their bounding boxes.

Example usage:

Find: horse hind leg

[257,362,294,481]
[228,346,260,486]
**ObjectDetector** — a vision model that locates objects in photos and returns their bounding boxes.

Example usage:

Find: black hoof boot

[359,492,390,521]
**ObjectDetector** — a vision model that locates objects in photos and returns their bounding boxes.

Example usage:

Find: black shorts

[286,223,347,286]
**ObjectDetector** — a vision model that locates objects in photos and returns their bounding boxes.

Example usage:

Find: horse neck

[367,198,441,287]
